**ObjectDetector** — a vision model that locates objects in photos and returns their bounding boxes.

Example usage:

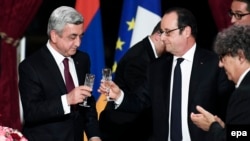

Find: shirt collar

[236,68,250,88]
[174,43,196,62]
[46,41,71,65]
[148,36,158,58]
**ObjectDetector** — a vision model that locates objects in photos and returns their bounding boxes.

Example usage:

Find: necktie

[63,58,75,92]
[171,58,184,141]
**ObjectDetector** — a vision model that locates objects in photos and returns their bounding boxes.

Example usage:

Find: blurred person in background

[99,21,165,141]
[229,0,250,25]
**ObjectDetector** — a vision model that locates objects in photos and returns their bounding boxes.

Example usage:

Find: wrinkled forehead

[161,12,178,30]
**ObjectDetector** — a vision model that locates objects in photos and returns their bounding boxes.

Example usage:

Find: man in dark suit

[99,21,165,141]
[191,25,250,141]
[18,6,101,141]
[98,7,235,141]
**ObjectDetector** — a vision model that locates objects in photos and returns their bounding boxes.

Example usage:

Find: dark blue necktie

[171,58,184,141]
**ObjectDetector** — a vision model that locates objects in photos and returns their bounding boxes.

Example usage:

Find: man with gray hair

[191,25,250,141]
[19,6,101,141]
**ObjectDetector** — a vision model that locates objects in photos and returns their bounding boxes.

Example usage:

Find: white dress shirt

[115,44,197,141]
[168,44,196,141]
[46,41,79,114]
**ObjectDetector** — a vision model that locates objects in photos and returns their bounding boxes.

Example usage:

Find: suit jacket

[117,47,235,141]
[99,36,157,141]
[208,71,250,141]
[18,46,100,141]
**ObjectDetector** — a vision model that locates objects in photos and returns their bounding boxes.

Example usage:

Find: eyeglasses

[160,26,186,36]
[228,10,250,20]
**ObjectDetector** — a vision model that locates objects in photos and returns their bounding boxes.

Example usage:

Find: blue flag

[112,0,161,73]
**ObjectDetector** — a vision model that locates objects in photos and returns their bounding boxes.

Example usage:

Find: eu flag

[112,0,161,73]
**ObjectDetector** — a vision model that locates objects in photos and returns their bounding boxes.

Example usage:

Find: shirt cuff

[89,136,101,141]
[114,90,124,109]
[61,94,70,114]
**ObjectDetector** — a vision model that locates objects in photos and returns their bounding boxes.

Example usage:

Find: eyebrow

[231,9,248,13]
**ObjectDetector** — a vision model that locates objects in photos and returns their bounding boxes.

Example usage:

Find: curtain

[208,0,232,31]
[0,0,42,130]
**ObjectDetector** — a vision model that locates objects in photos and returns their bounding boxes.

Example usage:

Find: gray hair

[214,25,250,61]
[47,6,84,38]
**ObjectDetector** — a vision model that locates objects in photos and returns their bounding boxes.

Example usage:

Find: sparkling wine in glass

[79,73,95,107]
[102,68,113,101]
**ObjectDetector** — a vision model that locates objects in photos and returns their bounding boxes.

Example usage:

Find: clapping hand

[190,105,224,131]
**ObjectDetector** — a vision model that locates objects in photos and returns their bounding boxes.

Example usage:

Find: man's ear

[238,49,246,64]
[184,26,191,37]
[50,30,58,43]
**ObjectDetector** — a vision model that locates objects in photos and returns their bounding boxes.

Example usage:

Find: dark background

[24,0,217,68]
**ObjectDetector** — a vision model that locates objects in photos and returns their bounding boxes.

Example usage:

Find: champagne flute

[79,73,95,107]
[102,68,113,101]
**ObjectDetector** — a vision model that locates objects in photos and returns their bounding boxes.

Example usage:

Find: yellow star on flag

[127,18,135,31]
[112,61,117,73]
[116,37,125,50]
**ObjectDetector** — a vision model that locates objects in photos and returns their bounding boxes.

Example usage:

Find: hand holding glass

[79,73,95,107]
[102,68,113,101]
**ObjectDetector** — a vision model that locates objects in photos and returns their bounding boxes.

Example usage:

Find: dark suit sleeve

[207,122,226,141]
[82,96,101,138]
[114,56,149,92]
[117,67,152,113]
[19,60,65,124]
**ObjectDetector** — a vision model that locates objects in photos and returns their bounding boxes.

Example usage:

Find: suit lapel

[157,54,173,133]
[143,37,157,61]
[41,47,67,94]
[188,48,208,111]
[73,58,83,85]
[153,54,173,111]
[72,52,90,86]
